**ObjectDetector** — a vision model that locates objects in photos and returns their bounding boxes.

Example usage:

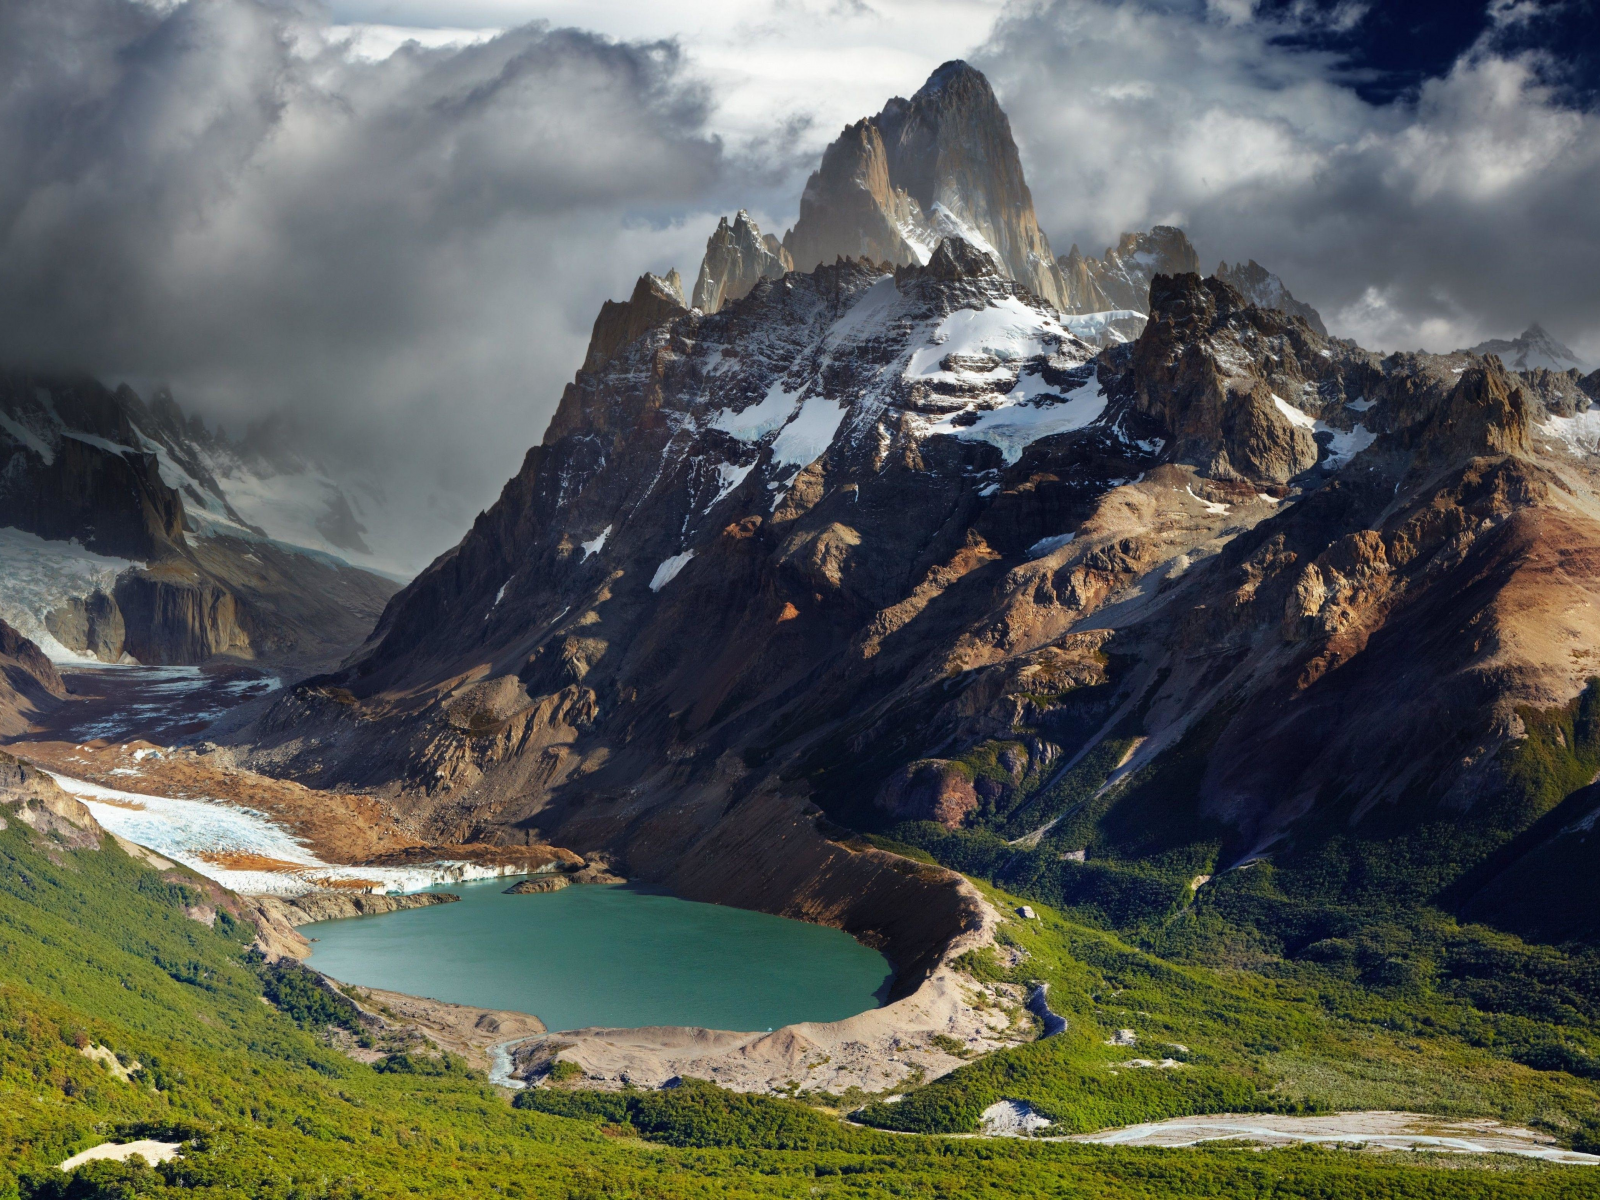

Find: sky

[2,0,1597,575]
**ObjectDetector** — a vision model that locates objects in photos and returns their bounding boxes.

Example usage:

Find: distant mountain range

[222,60,1600,955]
[0,371,396,667]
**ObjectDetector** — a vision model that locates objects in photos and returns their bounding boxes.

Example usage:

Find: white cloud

[974,0,1600,356]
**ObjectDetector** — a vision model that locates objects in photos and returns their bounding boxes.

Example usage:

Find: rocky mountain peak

[1214,259,1327,336]
[692,211,794,314]
[1467,323,1589,373]
[923,236,1001,281]
[1057,226,1200,315]
[581,270,689,372]
[781,61,1068,309]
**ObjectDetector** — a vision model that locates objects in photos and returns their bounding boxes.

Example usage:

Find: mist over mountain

[2,0,1598,575]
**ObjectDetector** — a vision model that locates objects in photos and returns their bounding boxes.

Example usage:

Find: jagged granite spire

[1215,259,1327,336]
[782,61,1069,309]
[691,211,793,314]
[1057,227,1200,314]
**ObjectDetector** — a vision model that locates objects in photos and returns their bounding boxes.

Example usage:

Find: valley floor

[7,670,1600,1199]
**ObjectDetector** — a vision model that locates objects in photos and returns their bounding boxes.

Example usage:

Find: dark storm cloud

[0,0,725,565]
[976,0,1600,357]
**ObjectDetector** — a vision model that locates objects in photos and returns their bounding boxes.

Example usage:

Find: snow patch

[1061,309,1144,342]
[0,411,56,464]
[1544,410,1600,457]
[711,382,801,442]
[932,377,1106,465]
[1186,487,1229,516]
[48,773,513,896]
[1027,533,1075,558]
[711,462,754,507]
[770,397,846,469]
[580,525,612,560]
[826,275,900,345]
[907,297,1066,380]
[649,551,695,592]
[1319,423,1376,469]
[1271,394,1317,430]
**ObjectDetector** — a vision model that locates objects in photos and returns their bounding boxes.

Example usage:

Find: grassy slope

[4,813,1598,1197]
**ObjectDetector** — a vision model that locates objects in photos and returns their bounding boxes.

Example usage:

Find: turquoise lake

[305,879,894,1032]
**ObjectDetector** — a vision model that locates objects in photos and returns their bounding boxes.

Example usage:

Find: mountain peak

[1467,323,1588,373]
[915,59,987,98]
[692,212,792,314]
[780,62,1069,309]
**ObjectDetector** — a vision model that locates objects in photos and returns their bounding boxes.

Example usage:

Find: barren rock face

[1215,259,1327,336]
[782,61,1069,310]
[0,620,65,737]
[241,68,1600,956]
[1058,226,1200,315]
[0,749,102,849]
[692,213,793,314]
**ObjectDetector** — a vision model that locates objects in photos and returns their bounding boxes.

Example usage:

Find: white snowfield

[0,526,139,663]
[1544,410,1600,456]
[48,772,517,897]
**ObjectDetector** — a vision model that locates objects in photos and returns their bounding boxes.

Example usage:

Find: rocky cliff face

[1214,259,1328,336]
[0,370,398,667]
[1057,226,1200,316]
[0,621,66,737]
[782,61,1069,310]
[692,212,793,314]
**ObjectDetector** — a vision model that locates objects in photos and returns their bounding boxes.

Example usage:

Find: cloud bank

[975,0,1600,357]
[3,0,1598,574]
[0,0,730,570]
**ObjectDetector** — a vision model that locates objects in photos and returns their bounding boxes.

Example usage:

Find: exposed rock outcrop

[45,590,126,662]
[0,620,66,736]
[581,272,689,372]
[1057,226,1200,314]
[0,749,101,849]
[692,212,793,314]
[258,891,460,926]
[505,875,568,893]
[1215,259,1327,336]
[782,61,1069,309]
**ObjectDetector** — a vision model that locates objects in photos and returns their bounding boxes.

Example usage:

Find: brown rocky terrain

[782,61,1070,309]
[0,620,66,737]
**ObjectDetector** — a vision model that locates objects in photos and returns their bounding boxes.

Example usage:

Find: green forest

[7,777,1600,1200]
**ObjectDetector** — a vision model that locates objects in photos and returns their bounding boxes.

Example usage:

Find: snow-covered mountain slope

[1468,323,1589,373]
[0,372,399,666]
[239,213,1600,959]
